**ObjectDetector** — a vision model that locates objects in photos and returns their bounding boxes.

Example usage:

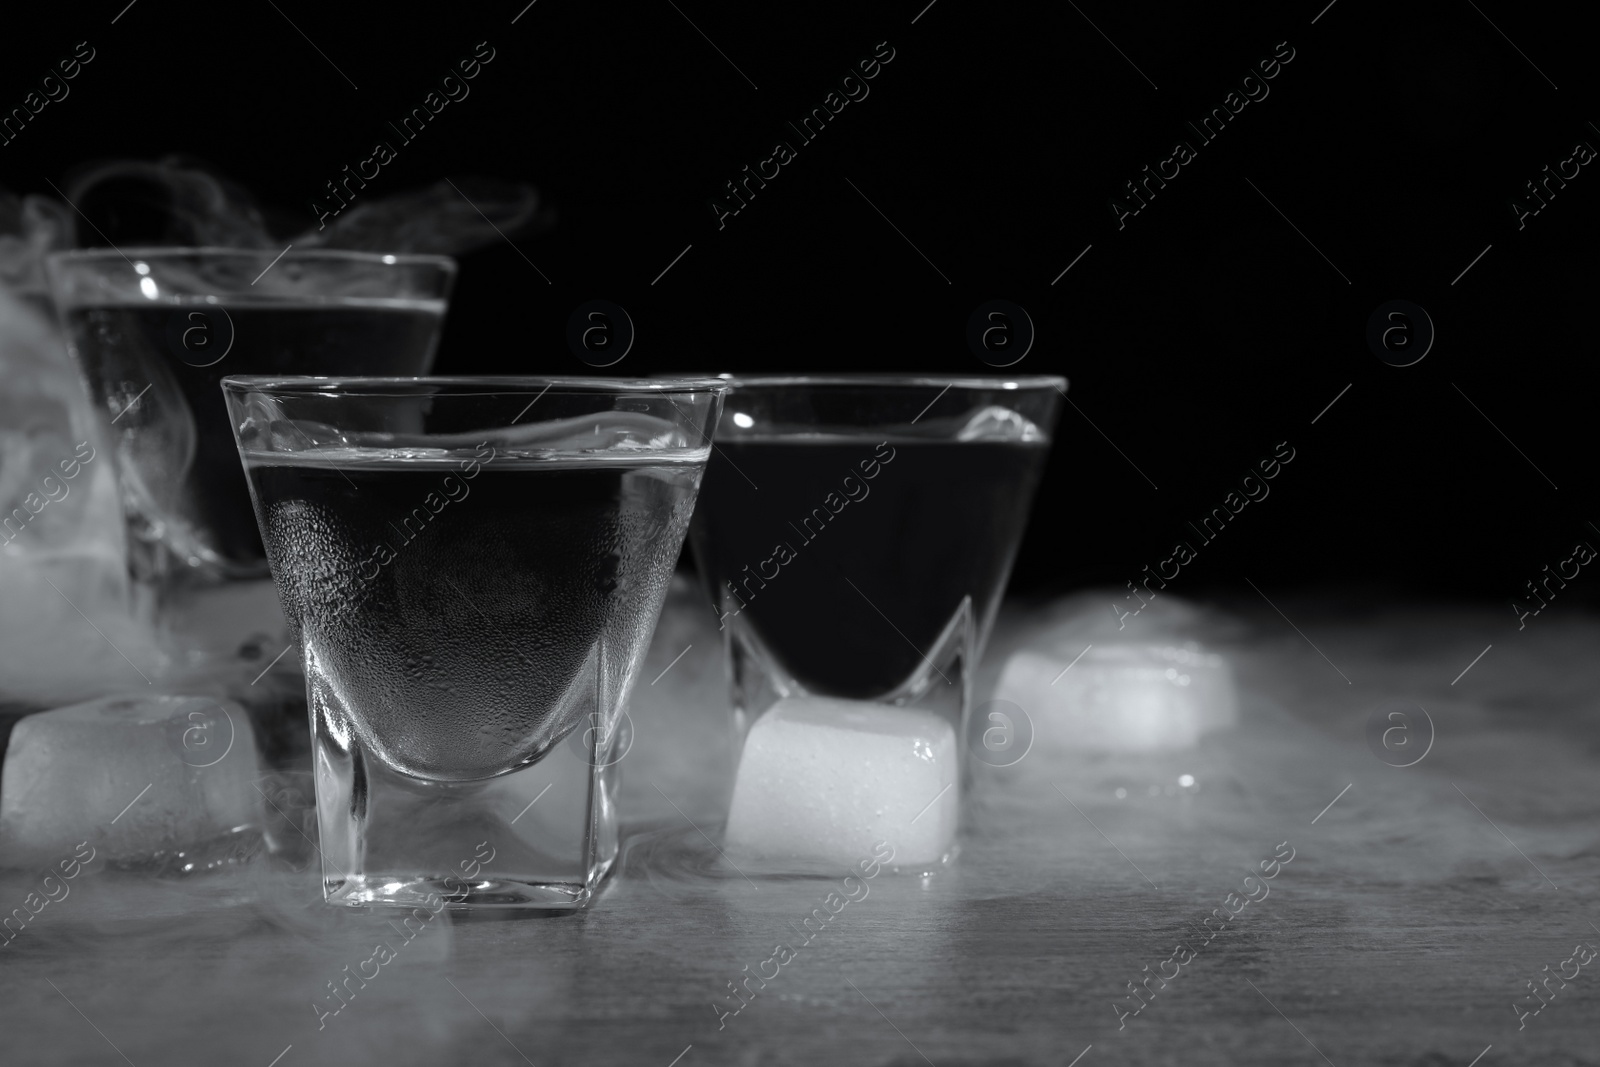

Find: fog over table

[1,588,1595,1065]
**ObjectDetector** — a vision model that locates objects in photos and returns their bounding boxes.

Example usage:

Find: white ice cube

[956,404,1045,442]
[0,694,263,867]
[724,696,957,869]
[995,643,1237,752]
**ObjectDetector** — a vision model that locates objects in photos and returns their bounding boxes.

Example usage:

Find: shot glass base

[325,874,597,911]
[311,701,622,914]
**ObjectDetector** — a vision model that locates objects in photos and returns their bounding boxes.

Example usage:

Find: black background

[3,0,1595,611]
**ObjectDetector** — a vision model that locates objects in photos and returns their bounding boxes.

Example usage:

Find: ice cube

[723,696,957,869]
[994,643,1237,752]
[0,282,149,705]
[0,694,263,867]
[956,404,1045,442]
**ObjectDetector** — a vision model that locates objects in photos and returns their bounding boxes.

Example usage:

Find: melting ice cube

[0,694,263,867]
[994,643,1237,752]
[723,696,958,869]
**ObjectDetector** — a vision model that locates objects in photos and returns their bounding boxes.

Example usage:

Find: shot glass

[46,249,456,622]
[223,376,726,909]
[687,376,1062,871]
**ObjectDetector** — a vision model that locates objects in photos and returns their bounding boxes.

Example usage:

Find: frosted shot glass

[225,376,726,909]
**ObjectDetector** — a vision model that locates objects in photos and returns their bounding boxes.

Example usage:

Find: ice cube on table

[0,694,262,868]
[994,643,1236,752]
[723,696,957,869]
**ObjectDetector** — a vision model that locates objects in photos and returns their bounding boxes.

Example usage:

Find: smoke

[296,175,547,255]
[60,156,277,251]
[0,157,549,710]
[52,155,548,256]
[0,188,73,299]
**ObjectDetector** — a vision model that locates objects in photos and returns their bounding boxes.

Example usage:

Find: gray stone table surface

[2,586,1597,1067]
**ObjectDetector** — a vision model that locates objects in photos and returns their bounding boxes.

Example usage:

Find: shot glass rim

[220,374,731,398]
[710,373,1067,391]
[44,246,458,273]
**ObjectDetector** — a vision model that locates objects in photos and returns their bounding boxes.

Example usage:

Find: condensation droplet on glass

[1114,787,1127,799]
